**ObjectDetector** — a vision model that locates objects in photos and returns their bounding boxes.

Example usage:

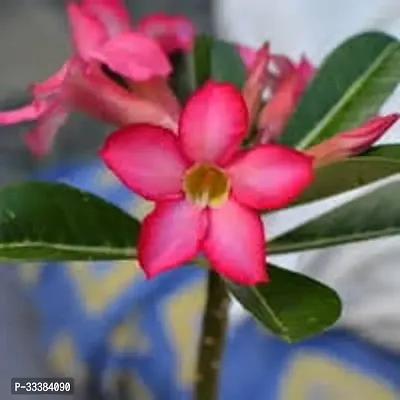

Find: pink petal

[179,81,249,165]
[31,62,70,99]
[297,55,315,86]
[226,144,314,210]
[202,198,267,285]
[237,44,257,70]
[24,100,69,157]
[0,102,44,124]
[100,124,189,201]
[306,114,400,167]
[81,0,132,37]
[129,77,181,123]
[92,32,171,80]
[271,54,296,80]
[242,44,270,123]
[64,60,177,129]
[257,61,311,144]
[138,199,207,278]
[67,2,109,60]
[136,13,195,53]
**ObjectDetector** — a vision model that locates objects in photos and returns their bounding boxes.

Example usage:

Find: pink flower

[306,114,400,167]
[100,81,314,285]
[137,13,195,53]
[257,55,315,143]
[242,44,270,123]
[238,44,315,143]
[0,0,192,156]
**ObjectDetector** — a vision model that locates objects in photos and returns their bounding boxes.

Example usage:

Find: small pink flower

[257,55,315,143]
[0,0,185,156]
[100,81,314,285]
[306,114,400,167]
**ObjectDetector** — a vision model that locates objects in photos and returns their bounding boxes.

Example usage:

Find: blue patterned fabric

[18,160,400,399]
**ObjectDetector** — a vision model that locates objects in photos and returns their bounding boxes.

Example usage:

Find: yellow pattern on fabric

[68,260,142,314]
[164,279,206,387]
[110,312,150,354]
[47,333,87,383]
[281,352,397,400]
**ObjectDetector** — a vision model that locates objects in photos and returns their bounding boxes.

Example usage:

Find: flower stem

[194,270,230,400]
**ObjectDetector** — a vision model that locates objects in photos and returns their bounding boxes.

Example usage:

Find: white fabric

[215,0,400,351]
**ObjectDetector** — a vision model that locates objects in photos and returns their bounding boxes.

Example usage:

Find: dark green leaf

[211,39,246,88]
[190,34,212,88]
[269,180,400,254]
[227,264,341,342]
[188,34,246,90]
[279,32,400,148]
[168,51,193,103]
[0,182,139,261]
[293,144,400,206]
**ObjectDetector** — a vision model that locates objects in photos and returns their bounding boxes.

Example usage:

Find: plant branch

[194,270,230,400]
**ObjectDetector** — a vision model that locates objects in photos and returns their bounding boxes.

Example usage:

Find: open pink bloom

[0,0,188,156]
[257,55,315,143]
[100,81,314,285]
[306,114,400,167]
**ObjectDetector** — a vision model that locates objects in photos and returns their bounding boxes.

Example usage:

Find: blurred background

[0,1,211,399]
[1,1,400,399]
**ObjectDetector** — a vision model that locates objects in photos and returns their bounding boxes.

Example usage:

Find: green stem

[194,270,230,400]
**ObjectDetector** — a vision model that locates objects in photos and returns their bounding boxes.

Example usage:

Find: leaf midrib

[297,41,399,149]
[0,241,137,257]
[269,226,400,254]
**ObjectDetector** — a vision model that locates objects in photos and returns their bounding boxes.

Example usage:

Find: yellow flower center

[183,163,230,208]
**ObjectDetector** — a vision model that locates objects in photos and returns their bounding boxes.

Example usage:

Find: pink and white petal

[226,144,314,210]
[24,101,69,157]
[63,61,177,130]
[31,61,71,99]
[139,199,207,278]
[129,78,181,123]
[136,13,195,53]
[236,44,257,70]
[82,0,132,37]
[67,3,108,60]
[202,198,267,285]
[100,124,189,201]
[179,81,249,165]
[0,102,44,124]
[92,32,171,80]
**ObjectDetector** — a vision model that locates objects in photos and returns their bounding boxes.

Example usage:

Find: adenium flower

[100,81,314,285]
[0,0,193,156]
[257,55,315,143]
[306,114,400,167]
[240,44,315,143]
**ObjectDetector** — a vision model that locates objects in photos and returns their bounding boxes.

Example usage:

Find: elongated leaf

[188,34,246,89]
[211,39,246,88]
[279,32,400,148]
[189,34,212,88]
[293,144,400,206]
[269,180,400,254]
[227,264,341,342]
[0,182,139,260]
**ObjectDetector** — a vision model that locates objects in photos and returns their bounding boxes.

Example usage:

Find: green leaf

[188,34,246,89]
[279,32,400,148]
[190,34,212,88]
[210,39,246,88]
[0,182,139,261]
[227,264,341,342]
[269,180,400,254]
[293,144,400,206]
